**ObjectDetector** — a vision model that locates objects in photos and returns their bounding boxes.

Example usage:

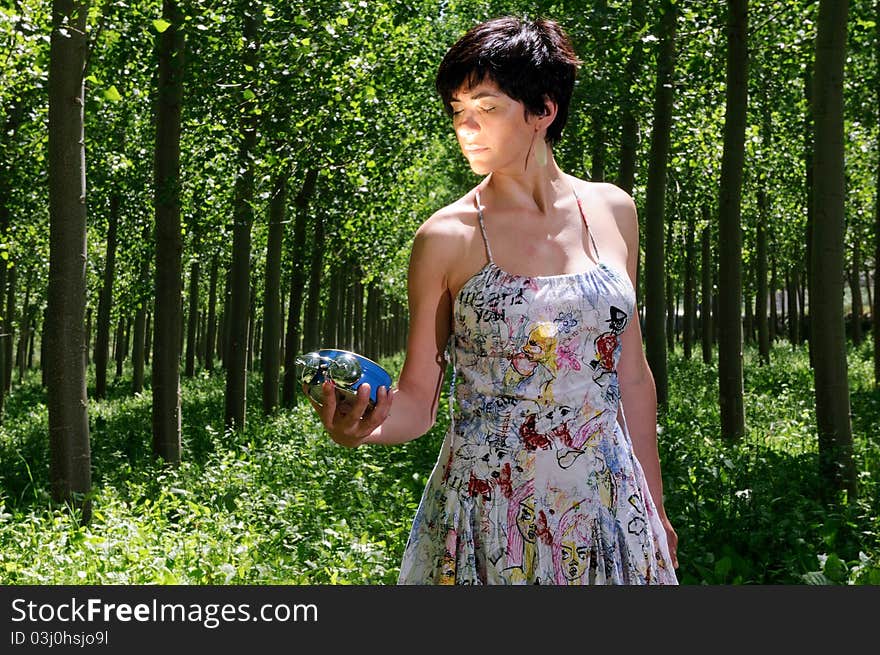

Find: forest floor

[0,341,878,584]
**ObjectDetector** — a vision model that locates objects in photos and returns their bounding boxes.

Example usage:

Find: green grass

[660,339,880,584]
[0,342,878,584]
[0,354,446,584]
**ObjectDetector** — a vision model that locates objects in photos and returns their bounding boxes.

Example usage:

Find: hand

[303,380,393,448]
[660,515,679,569]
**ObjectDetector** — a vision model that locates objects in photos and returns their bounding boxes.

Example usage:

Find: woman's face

[515,496,537,543]
[449,77,539,176]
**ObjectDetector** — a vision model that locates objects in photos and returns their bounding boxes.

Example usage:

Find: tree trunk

[588,0,610,182]
[185,258,199,377]
[616,0,647,194]
[282,169,318,407]
[224,8,260,432]
[197,310,205,366]
[47,0,92,520]
[849,238,863,345]
[799,273,808,346]
[875,1,880,386]
[246,282,256,373]
[713,275,720,344]
[769,250,778,343]
[253,318,261,368]
[365,283,377,361]
[743,279,754,345]
[84,307,91,366]
[756,192,770,365]
[718,0,748,441]
[144,311,152,365]
[131,306,147,394]
[782,270,789,338]
[788,267,801,345]
[220,268,231,368]
[338,267,348,346]
[303,203,325,353]
[131,238,150,394]
[701,223,713,364]
[665,217,675,354]
[41,306,48,388]
[114,316,124,379]
[810,0,856,498]
[94,192,119,398]
[205,253,218,373]
[151,0,184,464]
[27,312,36,371]
[353,270,365,354]
[262,169,287,414]
[805,62,815,366]
[4,264,15,392]
[683,208,696,359]
[17,274,32,383]
[590,107,607,183]
[323,266,343,347]
[0,265,6,415]
[278,288,286,371]
[643,0,678,408]
[0,94,23,418]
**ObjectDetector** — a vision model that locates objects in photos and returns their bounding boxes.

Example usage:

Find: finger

[360,385,392,433]
[342,383,372,429]
[669,533,679,568]
[329,387,359,432]
[303,384,323,412]
[319,380,338,428]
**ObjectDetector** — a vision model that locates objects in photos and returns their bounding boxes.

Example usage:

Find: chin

[468,162,492,176]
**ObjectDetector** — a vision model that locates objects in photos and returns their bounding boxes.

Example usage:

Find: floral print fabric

[397,256,678,585]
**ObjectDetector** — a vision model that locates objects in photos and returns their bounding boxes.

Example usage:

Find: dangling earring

[535,134,548,167]
[524,129,537,172]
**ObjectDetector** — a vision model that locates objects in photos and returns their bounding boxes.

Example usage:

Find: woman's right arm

[310,216,456,447]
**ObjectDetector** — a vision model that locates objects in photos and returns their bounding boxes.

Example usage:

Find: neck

[481,152,569,217]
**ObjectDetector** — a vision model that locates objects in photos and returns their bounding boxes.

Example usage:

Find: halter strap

[473,183,601,267]
[474,189,494,264]
[570,184,601,263]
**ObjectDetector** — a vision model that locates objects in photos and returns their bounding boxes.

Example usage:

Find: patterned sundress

[397,184,678,585]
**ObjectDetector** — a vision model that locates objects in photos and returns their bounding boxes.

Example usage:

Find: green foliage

[2,341,879,584]
[0,355,445,584]
[2,0,880,585]
[660,341,880,585]
[3,0,878,353]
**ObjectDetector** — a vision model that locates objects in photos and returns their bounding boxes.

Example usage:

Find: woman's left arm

[605,184,679,569]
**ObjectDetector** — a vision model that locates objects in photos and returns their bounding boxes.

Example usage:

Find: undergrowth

[1,342,877,584]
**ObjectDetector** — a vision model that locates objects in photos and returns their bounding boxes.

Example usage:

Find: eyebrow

[450,91,500,102]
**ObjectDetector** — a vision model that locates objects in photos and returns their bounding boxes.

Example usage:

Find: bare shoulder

[593,181,637,212]
[571,179,639,249]
[409,191,482,292]
[414,194,475,244]
[412,195,475,263]
[594,181,638,230]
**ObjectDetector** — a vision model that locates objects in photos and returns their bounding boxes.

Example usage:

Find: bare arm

[607,185,679,568]
[308,215,455,447]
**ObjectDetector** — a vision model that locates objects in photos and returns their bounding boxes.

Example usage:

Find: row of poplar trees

[2,0,875,522]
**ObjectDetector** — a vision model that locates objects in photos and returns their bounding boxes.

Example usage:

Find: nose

[455,110,481,136]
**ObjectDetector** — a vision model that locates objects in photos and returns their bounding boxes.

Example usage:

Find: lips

[463,145,488,153]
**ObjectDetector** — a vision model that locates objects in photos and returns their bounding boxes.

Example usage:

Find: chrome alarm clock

[296,349,392,409]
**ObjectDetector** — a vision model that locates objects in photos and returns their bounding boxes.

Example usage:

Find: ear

[537,97,558,131]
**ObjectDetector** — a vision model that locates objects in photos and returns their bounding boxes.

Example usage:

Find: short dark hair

[435,16,581,145]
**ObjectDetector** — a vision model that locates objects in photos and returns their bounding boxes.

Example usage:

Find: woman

[306,16,679,585]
